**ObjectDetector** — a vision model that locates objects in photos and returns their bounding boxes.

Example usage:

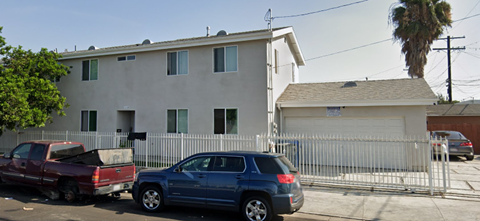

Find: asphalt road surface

[0,183,328,221]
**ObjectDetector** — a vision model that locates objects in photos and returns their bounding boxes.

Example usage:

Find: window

[167,51,188,75]
[82,59,98,81]
[214,108,237,134]
[214,46,237,73]
[254,156,297,174]
[81,110,97,132]
[167,109,188,133]
[50,144,85,159]
[179,156,212,172]
[212,156,245,172]
[30,144,45,160]
[117,55,136,61]
[12,143,32,159]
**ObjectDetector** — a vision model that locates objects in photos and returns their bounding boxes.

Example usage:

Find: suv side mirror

[3,152,11,159]
[174,167,182,173]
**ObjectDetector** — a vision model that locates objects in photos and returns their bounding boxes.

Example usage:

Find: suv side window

[212,156,245,172]
[179,156,211,172]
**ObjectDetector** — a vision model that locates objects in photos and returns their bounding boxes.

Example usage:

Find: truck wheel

[65,190,76,203]
[140,185,164,212]
[242,196,272,221]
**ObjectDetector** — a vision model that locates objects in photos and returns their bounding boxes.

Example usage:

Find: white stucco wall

[43,40,270,135]
[281,105,428,136]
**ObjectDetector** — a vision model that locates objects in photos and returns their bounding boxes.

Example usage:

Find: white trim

[277,99,438,108]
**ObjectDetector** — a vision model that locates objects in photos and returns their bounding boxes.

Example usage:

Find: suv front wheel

[242,196,272,221]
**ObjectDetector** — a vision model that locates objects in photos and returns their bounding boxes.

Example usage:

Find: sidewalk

[297,157,480,221]
[299,186,480,221]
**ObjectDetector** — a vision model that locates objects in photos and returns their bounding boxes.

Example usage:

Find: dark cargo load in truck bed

[58,148,133,166]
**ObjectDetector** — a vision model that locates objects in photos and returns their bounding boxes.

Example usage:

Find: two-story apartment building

[43,27,305,135]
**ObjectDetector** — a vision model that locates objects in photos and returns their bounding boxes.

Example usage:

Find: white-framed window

[213,46,237,73]
[214,108,238,134]
[167,109,188,133]
[167,51,188,76]
[81,110,97,132]
[82,59,98,81]
[117,55,136,61]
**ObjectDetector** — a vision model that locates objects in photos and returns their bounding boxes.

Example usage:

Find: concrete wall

[281,105,428,136]
[43,40,270,135]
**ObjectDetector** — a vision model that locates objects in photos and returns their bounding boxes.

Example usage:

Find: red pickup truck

[0,140,135,202]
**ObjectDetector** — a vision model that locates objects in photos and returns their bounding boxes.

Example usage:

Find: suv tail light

[92,167,99,184]
[277,174,295,184]
[460,142,473,147]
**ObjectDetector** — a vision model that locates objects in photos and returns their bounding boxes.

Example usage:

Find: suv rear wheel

[466,155,474,161]
[242,196,272,221]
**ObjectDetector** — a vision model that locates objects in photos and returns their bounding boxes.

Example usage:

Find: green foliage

[437,93,459,104]
[390,0,452,78]
[0,26,69,135]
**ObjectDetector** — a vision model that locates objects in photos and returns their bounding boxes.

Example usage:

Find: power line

[305,38,392,61]
[453,13,480,22]
[273,0,369,19]
[452,0,480,28]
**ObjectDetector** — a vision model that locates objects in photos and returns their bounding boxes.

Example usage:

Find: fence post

[428,135,433,195]
[95,132,98,149]
[146,134,149,168]
[66,130,69,141]
[181,133,184,160]
[42,130,44,140]
[256,135,260,151]
[220,134,223,151]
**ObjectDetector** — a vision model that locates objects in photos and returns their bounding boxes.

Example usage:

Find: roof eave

[60,31,275,60]
[277,99,438,108]
[272,27,305,66]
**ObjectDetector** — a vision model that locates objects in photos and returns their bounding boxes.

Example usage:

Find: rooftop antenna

[264,8,273,31]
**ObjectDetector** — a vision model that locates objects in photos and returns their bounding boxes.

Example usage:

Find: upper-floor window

[82,59,98,81]
[167,51,188,75]
[167,109,188,133]
[81,110,97,132]
[214,46,237,73]
[117,55,136,61]
[214,108,238,134]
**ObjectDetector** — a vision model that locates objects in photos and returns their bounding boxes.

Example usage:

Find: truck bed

[57,148,134,166]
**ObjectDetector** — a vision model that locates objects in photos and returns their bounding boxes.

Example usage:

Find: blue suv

[132,151,304,221]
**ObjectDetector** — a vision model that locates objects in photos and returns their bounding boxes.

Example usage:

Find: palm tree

[390,0,452,78]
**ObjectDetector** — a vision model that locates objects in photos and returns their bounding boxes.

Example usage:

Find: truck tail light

[92,167,99,184]
[460,142,473,147]
[277,174,295,184]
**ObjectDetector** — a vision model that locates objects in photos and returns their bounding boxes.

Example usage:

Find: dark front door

[168,156,212,206]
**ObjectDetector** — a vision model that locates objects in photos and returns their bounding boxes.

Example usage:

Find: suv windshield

[254,156,297,174]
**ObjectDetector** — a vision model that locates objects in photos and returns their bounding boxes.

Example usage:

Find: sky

[1,0,479,102]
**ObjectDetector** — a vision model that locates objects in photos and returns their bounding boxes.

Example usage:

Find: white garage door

[284,117,405,137]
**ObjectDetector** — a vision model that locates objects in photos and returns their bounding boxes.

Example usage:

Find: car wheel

[466,155,474,161]
[140,185,164,212]
[242,196,272,221]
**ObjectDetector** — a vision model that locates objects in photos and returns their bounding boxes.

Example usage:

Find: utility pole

[432,36,465,103]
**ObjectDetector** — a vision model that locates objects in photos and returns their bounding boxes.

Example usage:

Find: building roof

[277,78,437,107]
[427,104,480,116]
[59,27,305,66]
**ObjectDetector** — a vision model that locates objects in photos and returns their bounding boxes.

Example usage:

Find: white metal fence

[0,130,449,194]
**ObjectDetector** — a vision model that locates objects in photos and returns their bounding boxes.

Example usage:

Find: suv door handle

[235,175,244,179]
